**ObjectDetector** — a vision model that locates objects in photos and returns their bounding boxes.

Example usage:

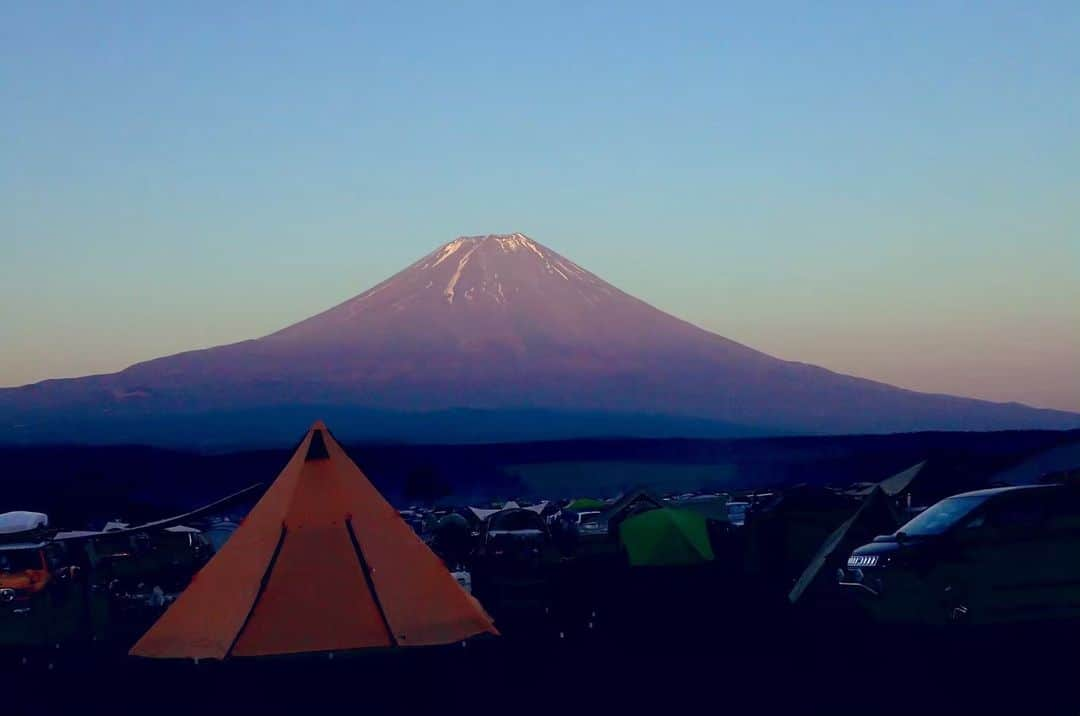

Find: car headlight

[847,554,879,568]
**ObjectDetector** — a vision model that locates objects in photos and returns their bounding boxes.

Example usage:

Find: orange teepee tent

[130,421,497,659]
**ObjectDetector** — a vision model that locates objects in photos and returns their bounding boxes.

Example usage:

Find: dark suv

[471,508,555,617]
[840,484,1080,625]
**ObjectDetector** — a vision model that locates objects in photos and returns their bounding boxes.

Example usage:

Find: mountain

[2,233,1077,446]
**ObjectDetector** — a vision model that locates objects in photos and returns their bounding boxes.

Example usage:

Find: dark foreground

[10,578,1080,716]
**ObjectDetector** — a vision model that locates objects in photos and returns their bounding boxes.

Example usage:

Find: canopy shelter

[618,507,715,567]
[469,507,501,522]
[0,511,48,535]
[876,461,926,498]
[788,486,901,605]
[846,461,927,502]
[130,421,497,660]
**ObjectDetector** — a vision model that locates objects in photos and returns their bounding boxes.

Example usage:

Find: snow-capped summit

[264,233,651,348]
[1,233,1077,445]
[414,233,588,303]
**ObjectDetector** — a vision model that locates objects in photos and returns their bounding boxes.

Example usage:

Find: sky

[2,2,1078,412]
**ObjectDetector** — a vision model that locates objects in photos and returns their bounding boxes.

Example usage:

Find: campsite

[3,423,1080,714]
[6,3,1079,713]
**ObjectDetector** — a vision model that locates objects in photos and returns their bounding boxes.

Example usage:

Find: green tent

[566,497,607,512]
[618,508,715,567]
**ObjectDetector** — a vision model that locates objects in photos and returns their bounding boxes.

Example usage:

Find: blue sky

[3,2,1078,410]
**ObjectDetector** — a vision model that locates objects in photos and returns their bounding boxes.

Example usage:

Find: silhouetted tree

[402,466,451,506]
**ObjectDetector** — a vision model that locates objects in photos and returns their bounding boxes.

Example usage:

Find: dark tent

[430,513,474,569]
[599,489,664,536]
[744,485,857,596]
[991,438,1080,487]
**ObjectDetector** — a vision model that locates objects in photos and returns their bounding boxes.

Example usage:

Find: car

[475,508,551,571]
[398,510,427,536]
[550,509,602,554]
[0,538,92,653]
[565,510,605,534]
[726,501,749,526]
[471,508,555,616]
[0,486,258,655]
[562,510,600,525]
[840,484,1080,625]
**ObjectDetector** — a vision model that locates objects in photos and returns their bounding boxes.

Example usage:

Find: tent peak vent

[306,430,330,461]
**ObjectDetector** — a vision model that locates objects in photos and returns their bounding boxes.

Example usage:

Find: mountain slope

[2,233,1077,445]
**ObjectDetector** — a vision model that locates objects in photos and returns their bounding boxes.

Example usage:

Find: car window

[900,494,990,536]
[983,493,1049,532]
[1044,490,1080,531]
[962,514,987,530]
[0,549,44,573]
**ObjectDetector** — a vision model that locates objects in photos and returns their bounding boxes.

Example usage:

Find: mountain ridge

[2,233,1077,445]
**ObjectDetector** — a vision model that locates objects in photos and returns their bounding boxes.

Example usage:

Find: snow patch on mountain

[444,241,482,303]
[430,238,469,269]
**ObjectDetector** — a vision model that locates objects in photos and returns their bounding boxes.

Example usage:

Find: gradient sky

[3,2,1078,411]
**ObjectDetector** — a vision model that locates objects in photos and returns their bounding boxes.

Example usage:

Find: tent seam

[345,518,399,647]
[225,522,288,659]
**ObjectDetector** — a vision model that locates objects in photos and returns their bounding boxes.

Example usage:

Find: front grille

[847,554,879,568]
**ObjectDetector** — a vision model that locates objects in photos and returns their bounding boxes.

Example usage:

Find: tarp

[848,461,926,498]
[618,508,715,567]
[164,525,201,534]
[0,511,48,535]
[130,421,497,660]
[878,461,926,497]
[788,486,901,604]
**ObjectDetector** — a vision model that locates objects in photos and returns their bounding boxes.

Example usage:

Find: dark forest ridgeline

[1,429,1076,528]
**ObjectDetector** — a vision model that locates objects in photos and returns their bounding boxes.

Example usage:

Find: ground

[8,579,1080,715]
